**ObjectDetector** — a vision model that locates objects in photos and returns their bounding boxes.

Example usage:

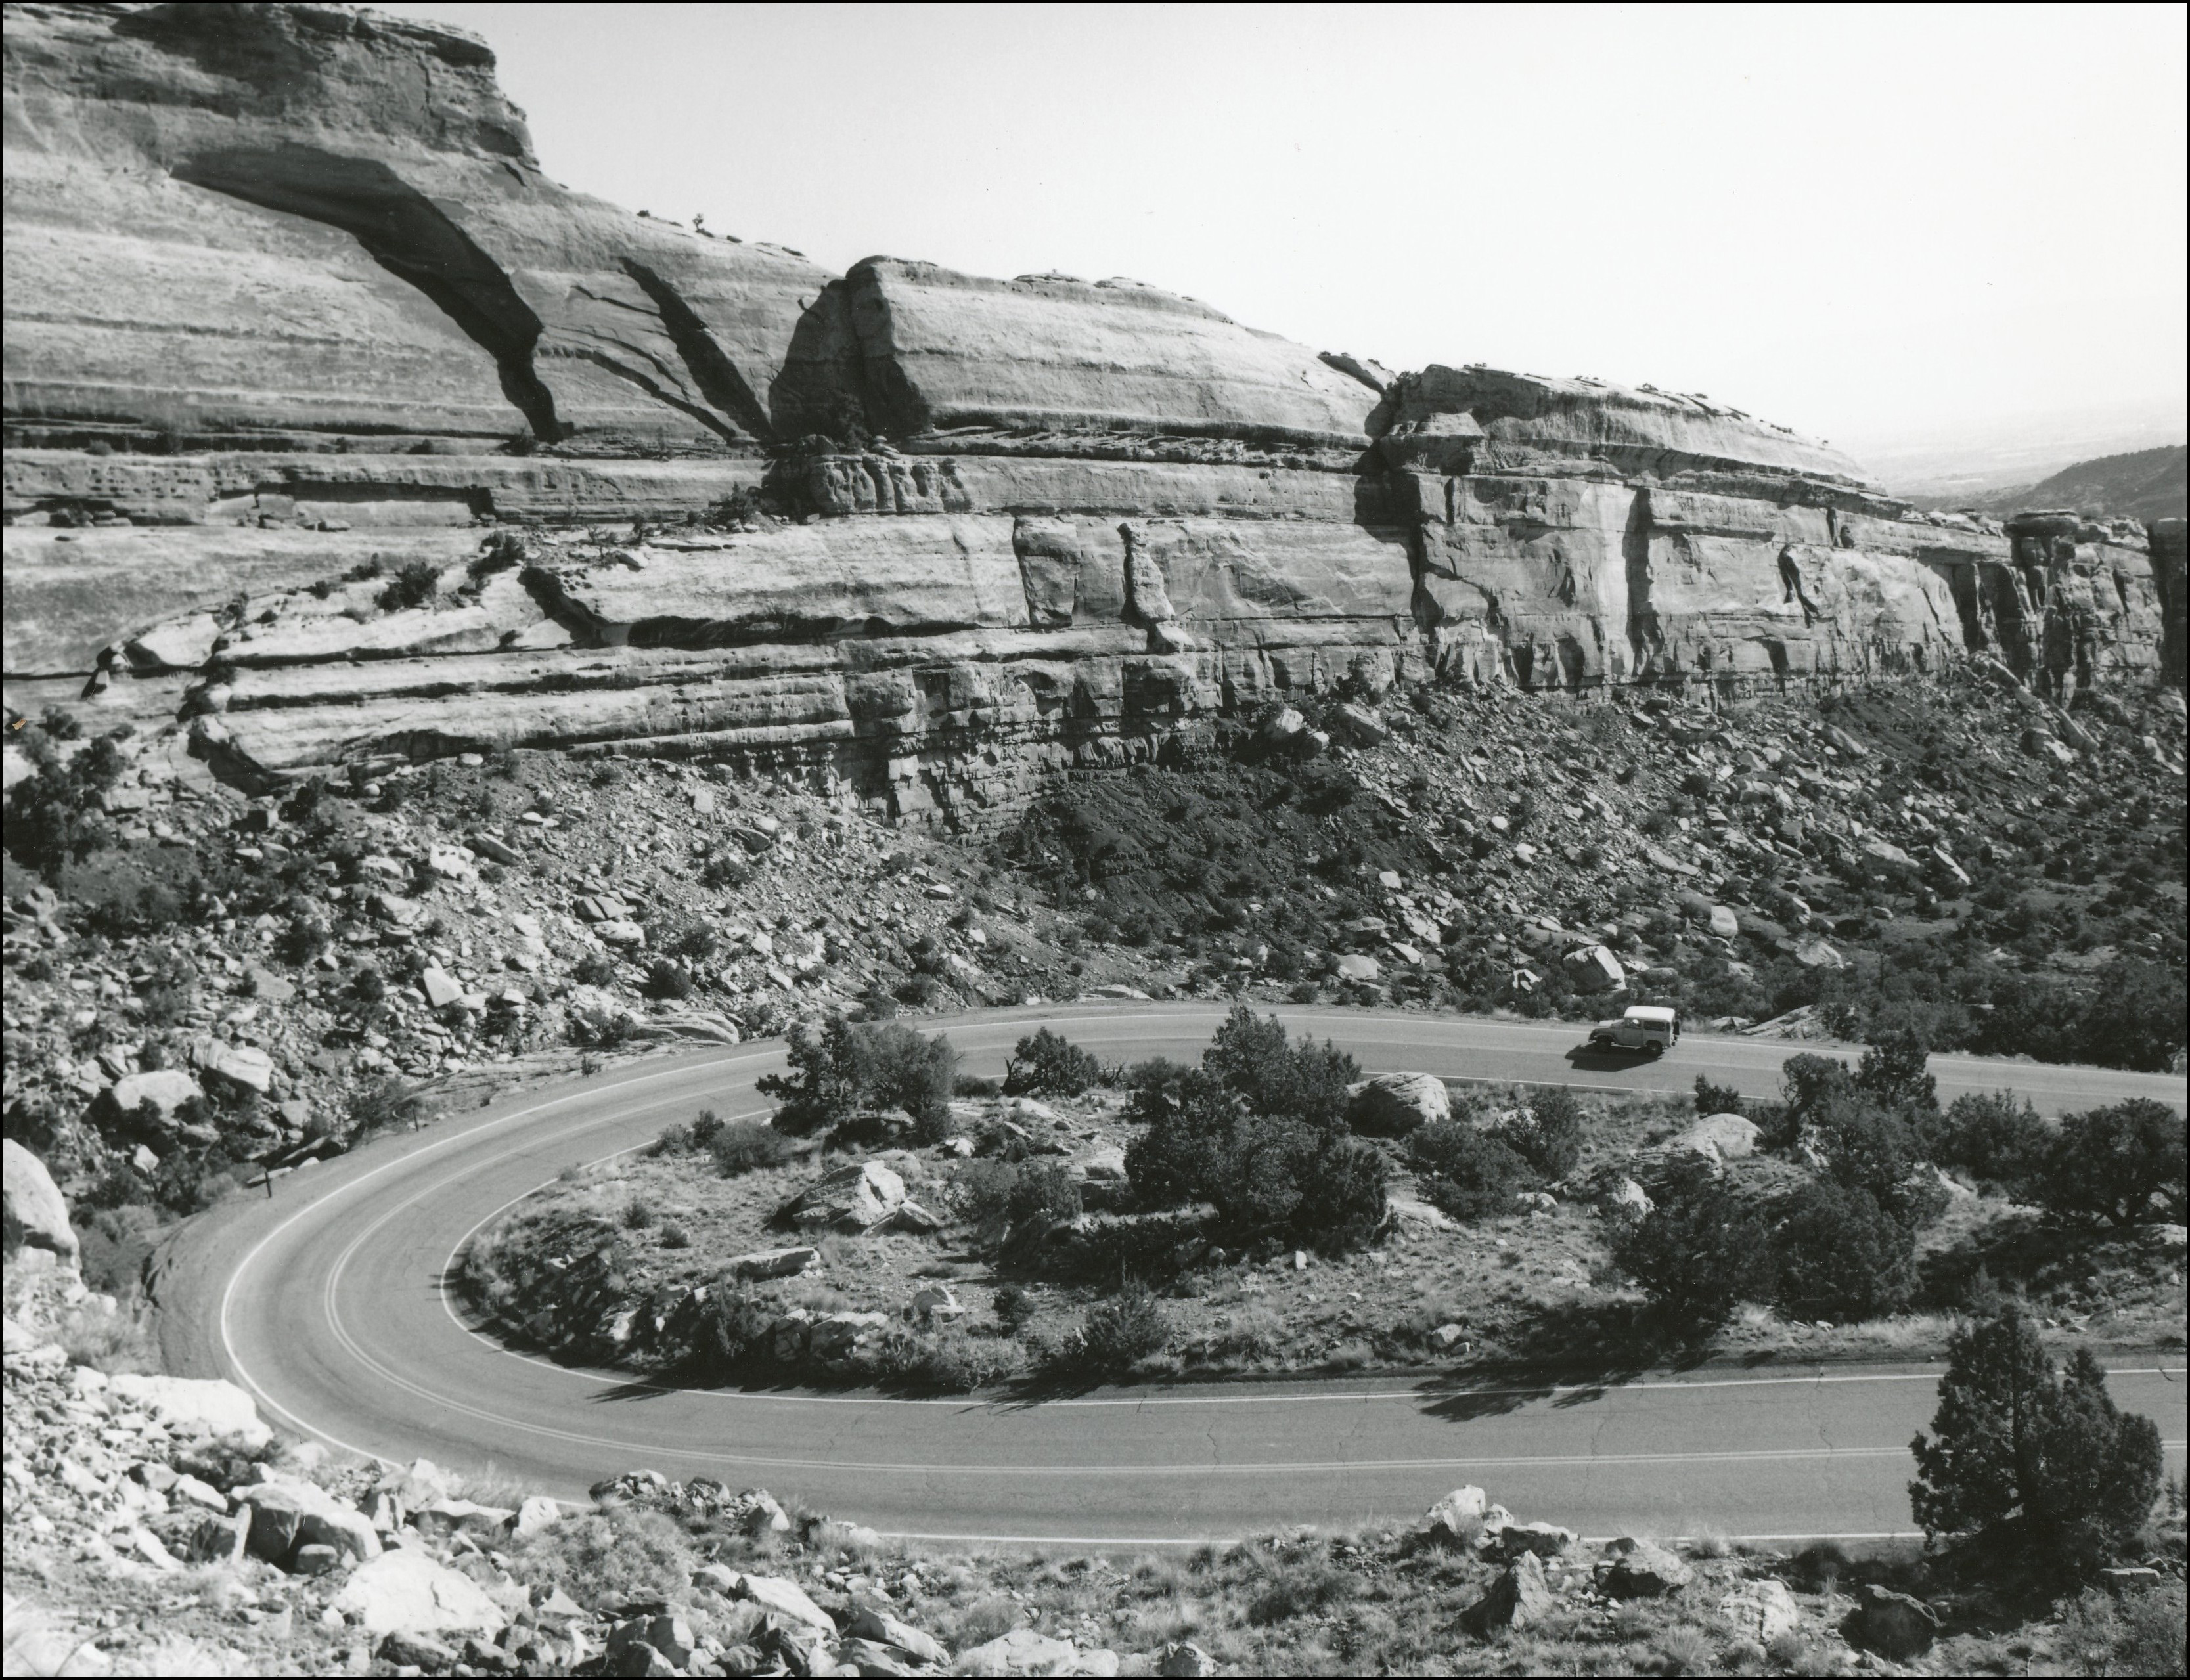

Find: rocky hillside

[5,3,2182,831]
[1953,444,2188,526]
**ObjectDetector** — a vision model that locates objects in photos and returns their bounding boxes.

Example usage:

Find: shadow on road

[1561,1044,1657,1075]
[1411,1301,1714,1419]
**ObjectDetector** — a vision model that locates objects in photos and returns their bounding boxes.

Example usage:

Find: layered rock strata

[3,3,2178,824]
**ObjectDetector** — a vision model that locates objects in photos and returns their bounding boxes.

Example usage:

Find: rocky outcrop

[1,1138,78,1271]
[5,3,2181,827]
[3,1,824,454]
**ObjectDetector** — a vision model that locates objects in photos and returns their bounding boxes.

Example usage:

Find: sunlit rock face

[3,4,2174,823]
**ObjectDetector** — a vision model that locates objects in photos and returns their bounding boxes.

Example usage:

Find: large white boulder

[958,1626,1115,1676]
[1670,1113,1760,1162]
[723,1570,835,1633]
[106,1373,269,1449]
[782,1162,906,1229]
[236,1474,381,1564]
[332,1549,507,1638]
[2,1139,78,1271]
[110,1069,204,1124]
[1346,1072,1452,1136]
[1719,1578,1800,1643]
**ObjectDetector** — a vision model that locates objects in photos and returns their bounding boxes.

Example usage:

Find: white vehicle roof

[1623,1006,1678,1023]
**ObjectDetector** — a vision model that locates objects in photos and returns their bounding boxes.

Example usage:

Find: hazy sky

[382,3,2187,462]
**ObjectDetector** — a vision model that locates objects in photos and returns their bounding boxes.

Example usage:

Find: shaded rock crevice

[171,145,568,443]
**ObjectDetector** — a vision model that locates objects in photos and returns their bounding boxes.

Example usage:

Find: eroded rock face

[3,1,826,455]
[3,3,2179,828]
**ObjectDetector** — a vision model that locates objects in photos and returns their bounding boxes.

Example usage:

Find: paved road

[156,1006,2187,1544]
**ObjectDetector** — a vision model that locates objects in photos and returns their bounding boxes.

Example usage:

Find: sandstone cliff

[3,3,2178,824]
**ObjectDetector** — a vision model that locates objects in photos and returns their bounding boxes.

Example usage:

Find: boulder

[1562,944,1628,992]
[1257,707,1308,749]
[420,967,464,1009]
[333,1549,506,1638]
[910,1284,963,1321]
[1346,1072,1452,1136]
[187,1511,251,1565]
[1602,1176,1653,1216]
[725,1571,836,1633]
[246,965,296,1004]
[238,1475,381,1566]
[958,1626,1109,1676]
[1707,904,1741,939]
[1076,1146,1129,1182]
[411,1497,516,1539]
[782,1161,908,1229]
[110,1069,204,1124]
[728,1488,792,1537]
[380,1631,460,1670]
[512,1495,562,1538]
[1332,953,1382,983]
[1462,1551,1556,1633]
[845,1608,947,1666]
[106,1373,269,1449]
[1791,933,1844,969]
[1860,837,1917,873]
[1492,1520,1576,1559]
[204,1042,276,1095]
[1848,1583,1938,1657]
[2,1139,78,1270]
[1155,1644,1218,1677]
[725,1246,819,1281]
[1423,1485,1492,1545]
[836,1635,928,1677]
[1670,1113,1760,1162]
[809,1310,892,1363]
[608,1615,695,1669]
[381,1459,459,1508]
[1330,703,1389,746]
[1718,1579,1800,1644]
[1596,1537,1693,1598]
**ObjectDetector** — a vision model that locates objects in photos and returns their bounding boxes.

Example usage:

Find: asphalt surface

[157,1006,2189,1543]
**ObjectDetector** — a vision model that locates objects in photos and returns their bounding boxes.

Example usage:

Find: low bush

[654,1109,726,1155]
[955,1158,1083,1246]
[758,1015,958,1140]
[1503,1086,1585,1181]
[702,852,751,889]
[1245,1555,1358,1625]
[346,1076,428,1139]
[1123,1009,1383,1251]
[1410,1120,1531,1222]
[1693,1074,1747,1117]
[643,959,694,1000]
[1057,1282,1171,1371]
[511,1509,695,1614]
[993,1284,1037,1334]
[709,1120,793,1176]
[1611,1163,1776,1332]
[2055,1581,2187,1678]
[1003,1028,1104,1097]
[2036,1099,2186,1228]
[3,726,126,878]
[376,559,441,612]
[873,1327,1019,1393]
[1933,1090,2051,1188]
[1772,1178,1917,1321]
